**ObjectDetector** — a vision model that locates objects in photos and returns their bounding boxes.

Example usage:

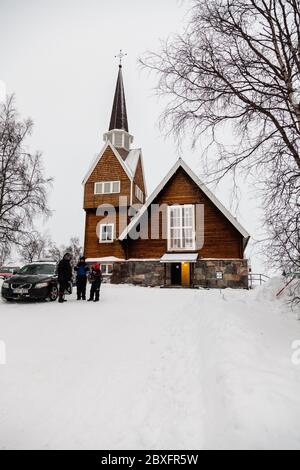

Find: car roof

[0,266,19,269]
[28,261,57,265]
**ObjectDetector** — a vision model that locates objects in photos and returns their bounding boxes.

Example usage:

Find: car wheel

[5,298,13,302]
[48,285,58,302]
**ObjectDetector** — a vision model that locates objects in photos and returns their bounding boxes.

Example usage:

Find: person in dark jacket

[74,257,90,300]
[88,264,103,302]
[57,253,73,303]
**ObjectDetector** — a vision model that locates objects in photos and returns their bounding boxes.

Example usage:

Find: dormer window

[94,181,120,195]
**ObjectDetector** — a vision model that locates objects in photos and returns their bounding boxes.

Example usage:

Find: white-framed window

[99,224,114,243]
[216,272,223,280]
[124,134,130,150]
[114,133,123,147]
[94,181,120,195]
[168,205,195,251]
[100,264,113,276]
[135,185,144,203]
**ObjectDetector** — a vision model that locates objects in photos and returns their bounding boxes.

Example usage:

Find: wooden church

[83,64,250,288]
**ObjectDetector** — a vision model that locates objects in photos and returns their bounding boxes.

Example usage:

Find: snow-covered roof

[30,261,57,265]
[127,258,160,262]
[83,142,144,185]
[119,158,250,245]
[0,264,20,268]
[85,257,125,263]
[83,141,133,184]
[160,253,199,263]
[125,149,140,176]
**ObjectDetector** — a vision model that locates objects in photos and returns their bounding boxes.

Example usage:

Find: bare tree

[65,237,83,267]
[18,232,50,264]
[47,243,62,264]
[0,244,10,266]
[142,0,300,171]
[0,95,52,254]
[141,0,300,280]
[264,179,299,270]
[48,237,83,268]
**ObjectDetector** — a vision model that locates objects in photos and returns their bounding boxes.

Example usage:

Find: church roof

[109,65,129,132]
[119,158,250,246]
[125,149,140,175]
[82,141,143,184]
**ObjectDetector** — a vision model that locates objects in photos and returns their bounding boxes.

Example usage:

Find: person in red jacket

[88,264,103,302]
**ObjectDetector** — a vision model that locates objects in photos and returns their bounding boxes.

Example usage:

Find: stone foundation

[193,259,249,289]
[111,261,165,287]
[111,259,249,289]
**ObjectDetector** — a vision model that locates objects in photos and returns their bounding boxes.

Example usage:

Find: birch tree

[0,95,52,257]
[142,0,300,277]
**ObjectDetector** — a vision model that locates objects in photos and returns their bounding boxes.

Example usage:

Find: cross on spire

[115,49,127,67]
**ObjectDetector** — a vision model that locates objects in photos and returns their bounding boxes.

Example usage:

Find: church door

[171,263,182,286]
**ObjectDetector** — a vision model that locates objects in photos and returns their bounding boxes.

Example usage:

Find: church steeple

[109,65,129,132]
[104,59,134,153]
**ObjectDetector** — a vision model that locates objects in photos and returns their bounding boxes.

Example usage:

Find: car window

[19,264,56,275]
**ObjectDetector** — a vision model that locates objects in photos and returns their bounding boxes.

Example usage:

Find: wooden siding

[83,147,148,258]
[125,167,244,260]
[84,209,127,260]
[84,147,131,209]
[84,158,244,261]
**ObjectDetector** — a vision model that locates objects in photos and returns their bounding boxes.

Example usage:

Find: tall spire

[104,55,134,152]
[109,64,129,132]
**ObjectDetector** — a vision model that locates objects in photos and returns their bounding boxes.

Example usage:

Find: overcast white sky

[0,0,269,274]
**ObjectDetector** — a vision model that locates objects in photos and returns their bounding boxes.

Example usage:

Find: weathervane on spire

[115,49,127,67]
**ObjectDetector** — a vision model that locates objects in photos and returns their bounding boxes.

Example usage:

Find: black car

[1,262,59,302]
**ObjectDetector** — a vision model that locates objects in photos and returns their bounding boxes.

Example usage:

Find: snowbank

[255,276,300,318]
[254,276,285,302]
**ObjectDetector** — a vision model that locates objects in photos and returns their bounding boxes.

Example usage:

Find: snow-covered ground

[0,279,300,450]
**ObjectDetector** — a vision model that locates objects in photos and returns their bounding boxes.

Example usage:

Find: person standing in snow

[88,264,103,302]
[57,253,73,303]
[74,257,90,300]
